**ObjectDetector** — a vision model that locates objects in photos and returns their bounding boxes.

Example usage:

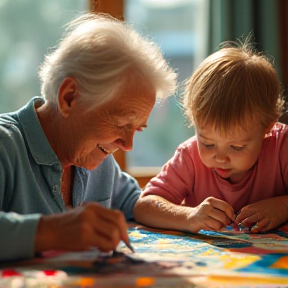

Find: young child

[133,40,288,234]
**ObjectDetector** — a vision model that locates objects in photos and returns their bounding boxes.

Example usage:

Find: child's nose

[215,150,228,163]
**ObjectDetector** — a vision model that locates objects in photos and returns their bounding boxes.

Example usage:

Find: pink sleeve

[279,125,288,189]
[142,140,196,205]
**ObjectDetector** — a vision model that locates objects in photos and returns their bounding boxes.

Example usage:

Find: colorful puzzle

[117,224,288,277]
[1,224,288,287]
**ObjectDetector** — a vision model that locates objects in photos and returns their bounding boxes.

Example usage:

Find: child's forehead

[194,112,260,132]
[196,123,261,141]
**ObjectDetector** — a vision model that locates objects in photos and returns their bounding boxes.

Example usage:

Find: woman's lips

[97,144,119,155]
[97,144,109,154]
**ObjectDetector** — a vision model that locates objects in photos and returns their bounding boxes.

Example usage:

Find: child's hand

[235,196,288,233]
[189,197,235,232]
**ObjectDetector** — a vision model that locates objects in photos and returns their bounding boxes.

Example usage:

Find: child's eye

[203,143,214,149]
[231,145,244,151]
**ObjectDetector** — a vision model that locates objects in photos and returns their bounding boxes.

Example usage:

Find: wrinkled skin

[35,74,156,254]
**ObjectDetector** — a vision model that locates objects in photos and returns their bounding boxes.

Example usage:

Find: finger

[209,208,231,226]
[105,209,130,245]
[197,220,217,231]
[97,208,129,247]
[83,203,128,235]
[235,208,257,224]
[205,216,227,231]
[240,212,262,227]
[210,199,235,222]
[89,230,119,252]
[84,203,129,247]
[194,214,222,232]
[89,217,125,251]
[95,219,121,240]
[250,218,271,233]
[98,207,128,230]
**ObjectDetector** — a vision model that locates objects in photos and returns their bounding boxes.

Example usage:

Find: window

[122,0,207,187]
[0,0,206,187]
[125,0,202,170]
[0,0,88,113]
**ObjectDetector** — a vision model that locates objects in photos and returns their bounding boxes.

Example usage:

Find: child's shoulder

[177,135,198,150]
[270,122,288,136]
[264,122,288,146]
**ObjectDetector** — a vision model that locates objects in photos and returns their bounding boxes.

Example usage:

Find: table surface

[1,223,288,288]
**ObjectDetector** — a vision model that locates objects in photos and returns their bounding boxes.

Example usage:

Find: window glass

[0,0,88,113]
[125,0,206,167]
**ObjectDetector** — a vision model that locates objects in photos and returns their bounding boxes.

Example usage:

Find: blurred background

[0,0,287,184]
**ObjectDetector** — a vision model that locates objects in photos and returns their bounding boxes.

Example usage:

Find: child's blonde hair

[183,40,284,132]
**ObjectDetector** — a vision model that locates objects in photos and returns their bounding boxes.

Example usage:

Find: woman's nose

[115,130,135,151]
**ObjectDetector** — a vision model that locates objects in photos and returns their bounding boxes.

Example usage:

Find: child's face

[196,123,267,184]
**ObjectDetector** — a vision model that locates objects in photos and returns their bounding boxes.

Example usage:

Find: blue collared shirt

[0,97,141,261]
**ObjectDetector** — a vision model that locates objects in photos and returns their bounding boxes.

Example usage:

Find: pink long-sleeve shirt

[143,123,288,212]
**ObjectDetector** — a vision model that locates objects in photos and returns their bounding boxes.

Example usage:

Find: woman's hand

[235,196,288,233]
[187,197,235,232]
[35,202,129,253]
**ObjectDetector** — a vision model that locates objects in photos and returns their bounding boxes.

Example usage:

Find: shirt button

[52,186,58,193]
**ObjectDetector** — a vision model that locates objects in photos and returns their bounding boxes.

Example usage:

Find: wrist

[174,206,198,232]
[34,215,57,253]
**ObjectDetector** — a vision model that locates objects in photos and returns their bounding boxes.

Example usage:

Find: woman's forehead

[110,86,156,114]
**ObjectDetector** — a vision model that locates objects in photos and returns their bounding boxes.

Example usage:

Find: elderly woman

[0,13,177,261]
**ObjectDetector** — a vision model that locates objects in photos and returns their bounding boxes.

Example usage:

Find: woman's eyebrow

[113,116,148,128]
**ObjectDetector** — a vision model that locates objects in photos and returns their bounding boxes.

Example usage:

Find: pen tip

[126,242,135,253]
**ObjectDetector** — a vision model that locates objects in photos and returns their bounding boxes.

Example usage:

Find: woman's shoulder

[0,114,24,157]
[0,115,21,140]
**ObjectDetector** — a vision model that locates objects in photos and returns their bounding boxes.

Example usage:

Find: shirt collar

[17,97,60,166]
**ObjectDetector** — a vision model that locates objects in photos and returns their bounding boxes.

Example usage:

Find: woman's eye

[136,126,147,132]
[231,145,244,151]
[115,124,144,132]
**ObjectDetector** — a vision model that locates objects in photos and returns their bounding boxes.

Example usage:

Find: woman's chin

[75,157,105,170]
[75,148,108,170]
[83,159,104,170]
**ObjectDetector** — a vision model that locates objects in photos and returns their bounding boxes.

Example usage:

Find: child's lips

[214,167,231,177]
[216,168,230,172]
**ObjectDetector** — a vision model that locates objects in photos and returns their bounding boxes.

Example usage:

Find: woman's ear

[58,77,78,117]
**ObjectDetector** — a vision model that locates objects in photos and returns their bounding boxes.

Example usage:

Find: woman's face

[61,78,156,170]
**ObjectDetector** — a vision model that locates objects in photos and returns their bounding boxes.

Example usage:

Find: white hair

[38,13,177,110]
